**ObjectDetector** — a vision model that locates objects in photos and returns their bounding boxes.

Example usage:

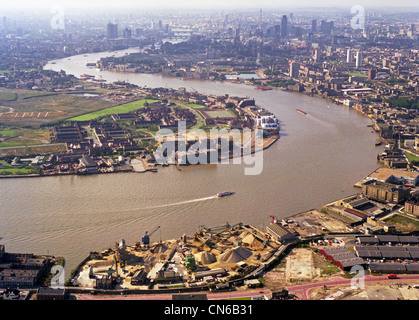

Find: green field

[346,72,366,78]
[0,129,17,137]
[0,167,38,175]
[187,103,205,108]
[0,127,51,148]
[68,99,155,121]
[203,110,236,119]
[0,92,18,101]
[0,143,67,157]
[0,89,117,125]
[383,214,419,233]
[405,152,419,165]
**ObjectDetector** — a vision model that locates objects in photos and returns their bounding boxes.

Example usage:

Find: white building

[347,48,353,63]
[355,51,362,68]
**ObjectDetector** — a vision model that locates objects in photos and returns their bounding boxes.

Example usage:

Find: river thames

[0,47,384,274]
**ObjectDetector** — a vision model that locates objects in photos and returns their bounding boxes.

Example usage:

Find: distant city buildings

[368,68,376,80]
[281,15,288,38]
[320,20,334,35]
[311,19,317,33]
[107,22,118,39]
[289,62,299,78]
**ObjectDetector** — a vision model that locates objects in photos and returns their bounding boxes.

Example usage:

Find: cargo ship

[296,109,307,115]
[255,87,272,91]
[217,191,235,198]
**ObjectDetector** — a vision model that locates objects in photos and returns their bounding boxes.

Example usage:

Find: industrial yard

[69,205,419,299]
[73,222,285,292]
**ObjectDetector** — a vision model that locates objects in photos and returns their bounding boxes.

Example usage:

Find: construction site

[72,222,285,292]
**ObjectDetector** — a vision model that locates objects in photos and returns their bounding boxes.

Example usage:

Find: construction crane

[142,226,160,248]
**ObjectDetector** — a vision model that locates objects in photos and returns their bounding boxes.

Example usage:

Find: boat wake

[116,195,219,213]
[145,195,218,210]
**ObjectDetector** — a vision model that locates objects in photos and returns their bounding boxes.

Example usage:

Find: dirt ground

[263,247,343,288]
[286,209,349,237]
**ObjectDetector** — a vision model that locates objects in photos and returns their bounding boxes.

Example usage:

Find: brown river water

[0,48,383,274]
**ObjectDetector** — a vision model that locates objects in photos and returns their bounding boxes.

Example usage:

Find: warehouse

[369,263,406,274]
[376,235,401,244]
[319,247,366,271]
[361,180,410,204]
[354,245,382,259]
[355,244,419,260]
[406,247,419,259]
[398,236,419,245]
[356,235,419,246]
[377,246,411,259]
[266,223,297,243]
[356,236,379,245]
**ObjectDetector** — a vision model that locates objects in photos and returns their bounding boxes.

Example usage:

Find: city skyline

[2,0,419,10]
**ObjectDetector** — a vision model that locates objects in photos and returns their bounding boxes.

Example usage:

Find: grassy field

[0,143,67,157]
[0,129,17,137]
[346,71,366,78]
[202,110,236,119]
[0,89,116,125]
[0,167,39,175]
[404,152,419,165]
[383,214,419,233]
[0,92,18,101]
[187,103,205,108]
[0,127,51,148]
[68,99,155,121]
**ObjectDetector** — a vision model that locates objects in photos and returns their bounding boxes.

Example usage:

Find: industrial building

[0,245,50,289]
[355,235,419,264]
[369,263,419,274]
[361,180,410,204]
[365,167,419,186]
[404,195,419,216]
[266,222,297,243]
[319,247,366,271]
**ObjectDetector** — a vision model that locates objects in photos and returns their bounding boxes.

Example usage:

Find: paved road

[287,274,419,300]
[76,289,271,300]
[75,275,419,300]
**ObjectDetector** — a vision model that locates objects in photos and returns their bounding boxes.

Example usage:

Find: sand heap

[241,233,263,250]
[194,251,216,265]
[218,246,253,263]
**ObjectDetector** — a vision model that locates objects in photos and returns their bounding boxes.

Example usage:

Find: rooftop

[367,167,419,181]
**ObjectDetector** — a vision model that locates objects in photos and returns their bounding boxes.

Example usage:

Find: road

[76,274,419,300]
[287,274,419,300]
[76,289,270,300]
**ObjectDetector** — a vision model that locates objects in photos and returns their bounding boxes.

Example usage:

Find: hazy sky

[1,0,418,9]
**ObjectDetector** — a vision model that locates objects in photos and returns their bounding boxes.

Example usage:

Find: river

[0,47,383,275]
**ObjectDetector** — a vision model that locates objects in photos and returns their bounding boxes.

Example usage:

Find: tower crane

[142,226,160,248]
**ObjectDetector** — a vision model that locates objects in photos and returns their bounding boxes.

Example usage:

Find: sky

[1,0,418,9]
